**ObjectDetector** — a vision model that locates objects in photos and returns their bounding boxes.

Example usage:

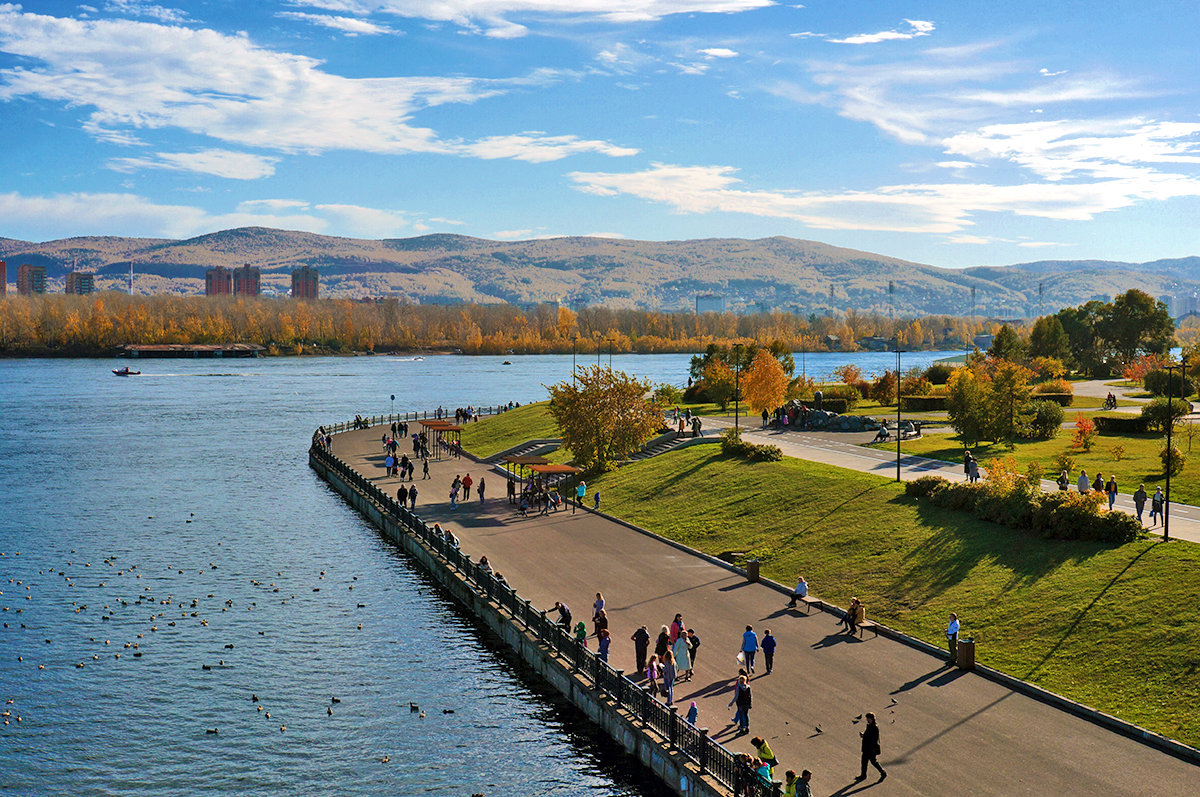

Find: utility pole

[895,339,904,482]
[733,342,743,433]
[1163,356,1188,541]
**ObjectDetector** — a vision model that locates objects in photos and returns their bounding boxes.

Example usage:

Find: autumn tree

[741,348,788,414]
[703,360,737,410]
[545,365,664,472]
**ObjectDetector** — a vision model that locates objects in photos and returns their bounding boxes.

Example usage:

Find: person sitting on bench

[872,424,890,443]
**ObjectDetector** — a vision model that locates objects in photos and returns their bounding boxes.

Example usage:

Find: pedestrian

[761,629,776,674]
[593,592,605,623]
[1106,475,1118,510]
[1056,470,1070,491]
[655,625,670,659]
[1093,471,1104,494]
[969,458,980,483]
[384,453,395,477]
[761,408,769,428]
[1133,483,1148,523]
[740,625,759,673]
[593,609,609,638]
[669,613,684,644]
[553,601,572,629]
[478,476,486,502]
[574,621,588,645]
[798,770,814,797]
[646,655,660,696]
[593,491,601,511]
[1078,469,1089,493]
[686,701,698,725]
[728,674,752,733]
[462,473,473,500]
[686,628,701,669]
[408,484,418,509]
[963,452,972,480]
[631,625,650,674]
[946,612,959,663]
[783,771,798,797]
[397,484,409,507]
[855,712,887,781]
[597,629,611,662]
[449,485,458,509]
[1151,486,1164,525]
[507,478,516,504]
[751,736,778,776]
[787,575,808,608]
[575,480,586,507]
[422,458,430,479]
[673,633,692,681]
[661,650,676,705]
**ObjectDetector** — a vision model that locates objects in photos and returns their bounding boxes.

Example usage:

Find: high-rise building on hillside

[233,264,261,296]
[17,264,46,295]
[65,271,95,295]
[291,266,319,300]
[206,266,233,296]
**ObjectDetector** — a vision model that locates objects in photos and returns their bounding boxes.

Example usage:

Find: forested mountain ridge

[1,227,1195,317]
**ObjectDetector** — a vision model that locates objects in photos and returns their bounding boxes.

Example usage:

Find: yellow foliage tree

[545,365,663,472]
[741,348,789,414]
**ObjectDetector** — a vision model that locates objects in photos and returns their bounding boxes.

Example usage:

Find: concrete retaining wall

[310,452,732,797]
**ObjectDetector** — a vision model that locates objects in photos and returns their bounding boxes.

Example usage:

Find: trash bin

[745,559,760,582]
[956,638,975,670]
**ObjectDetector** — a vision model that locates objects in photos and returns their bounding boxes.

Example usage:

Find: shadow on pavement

[812,632,863,649]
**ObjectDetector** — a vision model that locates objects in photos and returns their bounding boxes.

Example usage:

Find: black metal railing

[309,428,781,797]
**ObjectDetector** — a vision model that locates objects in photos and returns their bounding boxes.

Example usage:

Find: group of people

[447,473,485,508]
[634,612,701,707]
[1056,469,1166,523]
[963,451,981,482]
[515,482,562,516]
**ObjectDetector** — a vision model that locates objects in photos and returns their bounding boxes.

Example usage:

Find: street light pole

[572,337,577,386]
[609,339,613,369]
[895,341,904,482]
[734,342,743,433]
[1163,356,1188,542]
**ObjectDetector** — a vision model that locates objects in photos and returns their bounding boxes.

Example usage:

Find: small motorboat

[502,360,513,365]
[112,367,141,376]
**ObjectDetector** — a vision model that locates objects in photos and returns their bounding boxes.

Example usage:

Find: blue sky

[1,1,1198,268]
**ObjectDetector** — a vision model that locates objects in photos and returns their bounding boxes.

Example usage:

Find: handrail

[309,430,781,797]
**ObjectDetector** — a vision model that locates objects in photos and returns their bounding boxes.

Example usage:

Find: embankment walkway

[332,425,1197,796]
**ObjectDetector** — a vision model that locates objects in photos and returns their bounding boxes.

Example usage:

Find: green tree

[546,365,664,472]
[1055,301,1108,375]
[1101,289,1174,365]
[1028,315,1071,362]
[945,366,990,446]
[703,360,736,410]
[988,361,1034,444]
[988,324,1025,361]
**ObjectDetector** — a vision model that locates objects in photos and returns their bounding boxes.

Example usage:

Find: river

[0,351,958,794]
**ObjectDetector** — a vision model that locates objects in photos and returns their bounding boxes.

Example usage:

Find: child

[593,491,601,511]
[686,701,698,724]
[646,655,660,696]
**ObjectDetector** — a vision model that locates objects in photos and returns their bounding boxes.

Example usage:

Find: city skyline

[0,2,1198,268]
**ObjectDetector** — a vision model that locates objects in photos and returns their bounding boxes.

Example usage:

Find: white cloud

[462,133,639,162]
[936,161,978,169]
[429,216,466,225]
[1039,68,1068,78]
[108,149,280,179]
[699,47,738,58]
[670,62,709,75]
[494,228,534,239]
[0,190,421,239]
[829,19,934,46]
[276,12,399,35]
[0,7,633,166]
[567,160,1200,234]
[287,1,775,38]
[102,1,189,23]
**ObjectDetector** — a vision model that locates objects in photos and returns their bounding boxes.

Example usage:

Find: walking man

[741,625,759,674]
[631,625,650,674]
[946,612,959,664]
[761,629,776,674]
[1151,486,1164,525]
[462,473,473,500]
[397,484,409,508]
[408,484,418,509]
[855,713,887,782]
[686,628,701,669]
[1133,483,1148,523]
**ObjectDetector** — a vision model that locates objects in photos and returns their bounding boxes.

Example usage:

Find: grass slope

[459,402,558,459]
[877,431,1200,506]
[584,447,1200,747]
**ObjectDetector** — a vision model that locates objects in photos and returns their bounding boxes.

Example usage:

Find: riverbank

[327,420,1200,795]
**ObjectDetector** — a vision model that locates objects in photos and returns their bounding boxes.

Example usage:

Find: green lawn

[458,402,558,458]
[873,431,1200,506]
[586,446,1200,747]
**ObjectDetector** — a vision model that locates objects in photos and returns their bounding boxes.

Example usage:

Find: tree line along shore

[0,291,1116,357]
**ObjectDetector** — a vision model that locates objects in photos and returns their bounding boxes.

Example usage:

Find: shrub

[1143,369,1195,398]
[1092,413,1150,434]
[1031,357,1066,380]
[1052,450,1077,474]
[720,428,783,462]
[832,364,863,385]
[1109,444,1127,461]
[905,475,946,498]
[683,382,708,403]
[1141,397,1191,434]
[1033,378,1073,395]
[1025,400,1064,439]
[1071,414,1097,451]
[819,397,851,414]
[900,395,947,411]
[653,383,684,405]
[1025,460,1045,487]
[870,371,899,405]
[923,363,955,385]
[1160,444,1186,476]
[1031,393,1074,406]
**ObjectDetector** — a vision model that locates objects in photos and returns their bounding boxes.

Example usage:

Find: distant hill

[1,227,1196,316]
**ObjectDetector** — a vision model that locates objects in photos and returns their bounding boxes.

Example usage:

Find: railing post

[698,728,709,774]
[640,685,650,726]
[668,705,679,749]
[614,669,624,701]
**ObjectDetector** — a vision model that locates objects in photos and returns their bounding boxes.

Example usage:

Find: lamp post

[1163,356,1188,541]
[390,394,395,416]
[609,339,614,369]
[572,337,577,387]
[733,342,743,433]
[895,340,904,482]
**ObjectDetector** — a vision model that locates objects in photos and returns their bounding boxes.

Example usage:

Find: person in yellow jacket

[751,736,778,776]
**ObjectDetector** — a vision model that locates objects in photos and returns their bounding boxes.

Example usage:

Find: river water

[0,351,956,795]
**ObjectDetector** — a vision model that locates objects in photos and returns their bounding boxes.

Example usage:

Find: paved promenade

[335,425,1197,796]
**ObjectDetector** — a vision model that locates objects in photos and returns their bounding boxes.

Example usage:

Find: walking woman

[728,674,752,733]
[593,608,609,638]
[673,632,692,681]
[661,650,677,705]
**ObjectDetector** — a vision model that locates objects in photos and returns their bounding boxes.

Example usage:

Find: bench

[787,595,824,615]
[856,619,880,638]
